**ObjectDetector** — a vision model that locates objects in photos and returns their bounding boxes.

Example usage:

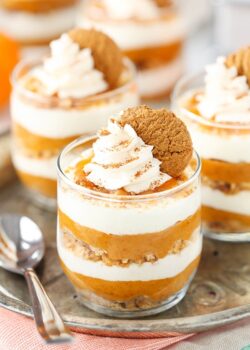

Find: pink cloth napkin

[0,307,194,350]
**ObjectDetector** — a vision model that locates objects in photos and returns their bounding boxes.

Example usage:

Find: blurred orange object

[0,33,20,107]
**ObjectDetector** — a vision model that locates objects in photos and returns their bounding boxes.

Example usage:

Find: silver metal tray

[1,182,250,334]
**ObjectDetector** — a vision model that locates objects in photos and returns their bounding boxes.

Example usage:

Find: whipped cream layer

[138,57,183,97]
[85,120,169,193]
[197,57,250,123]
[30,34,107,99]
[12,152,57,180]
[58,181,200,235]
[58,228,202,281]
[11,90,139,138]
[0,6,78,42]
[181,110,250,163]
[79,16,184,50]
[202,185,250,216]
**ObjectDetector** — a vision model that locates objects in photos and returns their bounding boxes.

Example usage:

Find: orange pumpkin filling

[1,0,78,13]
[71,156,198,195]
[202,159,250,184]
[13,123,80,156]
[59,209,201,261]
[16,170,57,198]
[202,206,250,232]
[124,40,182,69]
[60,256,200,302]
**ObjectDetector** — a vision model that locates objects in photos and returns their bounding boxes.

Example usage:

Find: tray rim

[1,290,250,334]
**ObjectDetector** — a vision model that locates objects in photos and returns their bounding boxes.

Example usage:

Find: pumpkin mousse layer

[11,28,139,203]
[123,40,182,68]
[17,171,57,198]
[1,0,78,13]
[57,105,201,314]
[13,122,79,156]
[202,206,250,233]
[59,208,201,263]
[202,159,250,184]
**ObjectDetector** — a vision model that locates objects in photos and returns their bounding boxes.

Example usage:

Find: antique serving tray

[0,182,250,334]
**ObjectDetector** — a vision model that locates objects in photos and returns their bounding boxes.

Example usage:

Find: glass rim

[57,134,201,203]
[171,70,250,130]
[11,56,137,104]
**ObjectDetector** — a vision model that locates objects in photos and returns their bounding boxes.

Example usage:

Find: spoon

[0,214,73,344]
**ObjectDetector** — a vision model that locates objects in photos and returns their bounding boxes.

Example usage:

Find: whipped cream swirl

[102,0,160,20]
[84,119,170,194]
[197,57,250,123]
[31,34,108,99]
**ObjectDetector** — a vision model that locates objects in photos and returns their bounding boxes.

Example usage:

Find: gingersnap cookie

[120,105,193,177]
[68,28,123,88]
[225,47,250,86]
[1,0,77,13]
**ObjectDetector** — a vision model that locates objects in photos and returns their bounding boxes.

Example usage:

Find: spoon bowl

[0,214,45,273]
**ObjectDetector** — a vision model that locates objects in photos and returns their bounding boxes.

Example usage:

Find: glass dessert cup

[78,0,185,101]
[57,136,202,318]
[172,72,250,242]
[11,58,139,211]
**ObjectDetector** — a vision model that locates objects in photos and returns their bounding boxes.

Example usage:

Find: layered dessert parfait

[78,0,185,100]
[0,0,80,58]
[11,28,139,209]
[173,47,250,239]
[57,105,202,317]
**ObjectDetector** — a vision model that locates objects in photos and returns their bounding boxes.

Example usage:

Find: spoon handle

[24,268,73,344]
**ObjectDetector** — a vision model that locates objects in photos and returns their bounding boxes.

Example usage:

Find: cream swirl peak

[30,33,108,99]
[84,118,170,194]
[102,0,160,20]
[197,57,250,123]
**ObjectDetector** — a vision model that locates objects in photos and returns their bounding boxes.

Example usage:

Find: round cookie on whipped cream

[80,116,170,194]
[71,105,194,196]
[120,105,193,177]
[68,28,123,88]
[192,53,250,124]
[21,28,123,99]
